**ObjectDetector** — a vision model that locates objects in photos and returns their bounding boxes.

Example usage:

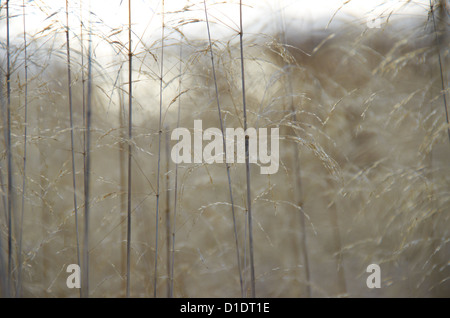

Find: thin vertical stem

[239,0,255,298]
[430,0,450,144]
[118,67,127,297]
[0,201,6,296]
[165,126,170,298]
[329,202,346,295]
[79,0,86,298]
[154,0,165,298]
[203,0,244,297]
[170,36,183,298]
[17,0,29,297]
[80,0,86,173]
[126,0,132,298]
[0,167,6,223]
[0,64,9,300]
[65,0,81,289]
[5,0,13,297]
[277,2,312,297]
[82,2,93,298]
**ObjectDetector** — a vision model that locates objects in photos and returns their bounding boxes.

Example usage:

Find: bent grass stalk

[203,0,244,297]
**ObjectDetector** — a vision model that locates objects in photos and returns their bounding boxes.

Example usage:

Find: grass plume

[0,0,448,298]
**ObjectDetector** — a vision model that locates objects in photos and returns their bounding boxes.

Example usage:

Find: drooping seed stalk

[154,0,165,298]
[239,0,255,298]
[203,0,244,297]
[126,0,133,298]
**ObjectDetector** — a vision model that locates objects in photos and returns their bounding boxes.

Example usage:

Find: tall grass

[82,2,93,297]
[126,0,132,298]
[164,125,171,298]
[154,0,165,298]
[430,0,449,143]
[0,0,449,298]
[65,1,81,289]
[203,0,244,297]
[275,2,313,297]
[238,0,256,298]
[4,0,13,297]
[0,57,8,299]
[170,33,183,298]
[16,0,29,297]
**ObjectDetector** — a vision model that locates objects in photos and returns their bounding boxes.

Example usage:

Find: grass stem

[203,0,244,297]
[82,2,93,297]
[126,0,133,298]
[239,0,255,298]
[154,0,165,298]
[16,0,29,297]
[65,2,81,296]
[170,35,183,298]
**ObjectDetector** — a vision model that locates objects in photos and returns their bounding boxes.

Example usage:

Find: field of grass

[0,0,449,297]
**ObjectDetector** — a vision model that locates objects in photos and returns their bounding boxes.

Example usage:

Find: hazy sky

[6,0,431,40]
[0,0,432,75]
